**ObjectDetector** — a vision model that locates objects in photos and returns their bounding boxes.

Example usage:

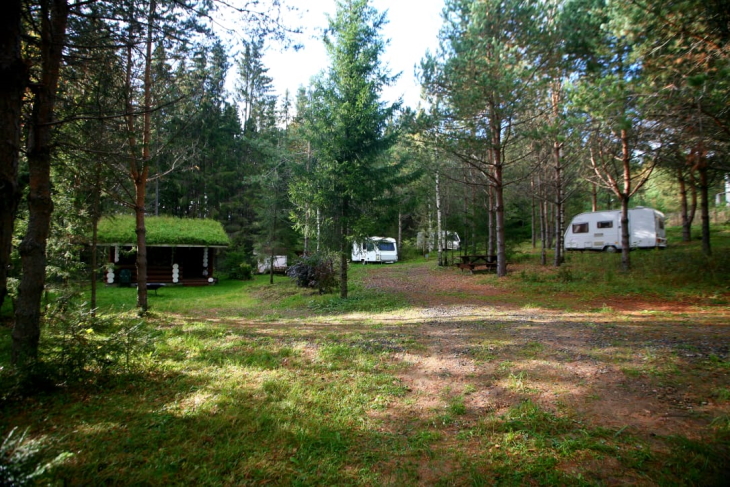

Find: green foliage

[286,252,339,294]
[39,302,154,385]
[220,251,254,280]
[0,428,72,486]
[290,0,400,296]
[96,216,230,247]
[1,298,155,397]
[237,263,254,281]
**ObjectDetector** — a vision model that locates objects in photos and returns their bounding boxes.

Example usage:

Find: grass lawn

[1,228,729,485]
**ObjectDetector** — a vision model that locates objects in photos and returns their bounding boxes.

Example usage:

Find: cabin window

[597,221,613,229]
[657,219,664,229]
[366,241,375,251]
[377,241,395,251]
[572,222,589,234]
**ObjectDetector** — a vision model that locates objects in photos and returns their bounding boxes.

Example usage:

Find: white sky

[261,0,445,109]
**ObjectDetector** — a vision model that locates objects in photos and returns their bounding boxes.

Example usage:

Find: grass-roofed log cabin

[97,216,230,286]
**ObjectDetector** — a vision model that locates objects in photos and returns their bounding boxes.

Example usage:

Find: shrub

[399,239,423,261]
[26,301,154,390]
[237,263,254,281]
[286,252,339,294]
[221,251,254,280]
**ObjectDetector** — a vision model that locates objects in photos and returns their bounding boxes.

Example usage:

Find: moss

[96,215,230,247]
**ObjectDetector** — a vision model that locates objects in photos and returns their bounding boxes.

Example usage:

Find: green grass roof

[97,215,230,247]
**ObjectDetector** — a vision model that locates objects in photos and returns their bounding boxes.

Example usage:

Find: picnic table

[456,255,499,274]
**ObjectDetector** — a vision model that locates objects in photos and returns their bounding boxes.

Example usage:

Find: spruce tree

[310,0,399,298]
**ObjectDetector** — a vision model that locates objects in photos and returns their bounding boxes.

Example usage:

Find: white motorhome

[416,231,461,251]
[352,237,398,264]
[564,207,667,252]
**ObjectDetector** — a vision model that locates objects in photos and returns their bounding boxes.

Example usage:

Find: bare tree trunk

[469,169,476,255]
[339,197,349,298]
[13,0,69,366]
[397,210,402,261]
[269,199,276,285]
[698,163,711,256]
[490,111,507,276]
[620,128,631,272]
[688,169,698,237]
[0,0,27,312]
[487,184,495,258]
[427,202,433,253]
[90,160,102,314]
[125,0,156,311]
[553,142,563,267]
[530,177,537,249]
[552,83,564,267]
[435,169,443,266]
[316,207,321,252]
[546,197,554,250]
[540,190,547,266]
[678,167,691,242]
[591,182,598,212]
[460,169,471,261]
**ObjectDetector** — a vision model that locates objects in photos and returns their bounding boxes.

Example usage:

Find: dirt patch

[362,264,730,441]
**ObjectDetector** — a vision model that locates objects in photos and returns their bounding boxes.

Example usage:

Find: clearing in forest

[1,258,729,485]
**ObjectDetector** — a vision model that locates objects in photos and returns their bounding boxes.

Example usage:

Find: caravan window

[597,221,613,229]
[572,222,589,234]
[657,218,664,230]
[377,241,395,251]
[366,241,375,251]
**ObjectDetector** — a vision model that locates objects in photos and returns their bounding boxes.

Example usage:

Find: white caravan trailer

[352,237,398,264]
[564,207,667,252]
[257,255,288,274]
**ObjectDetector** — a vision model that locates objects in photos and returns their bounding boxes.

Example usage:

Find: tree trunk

[530,177,537,249]
[698,163,711,256]
[470,170,477,256]
[304,140,311,254]
[678,167,691,242]
[0,0,27,312]
[540,194,547,266]
[435,169,443,266]
[688,169,698,237]
[546,201,554,250]
[269,200,276,285]
[90,161,102,314]
[134,191,148,310]
[427,202,433,253]
[591,182,598,212]
[487,184,495,258]
[619,128,631,272]
[490,110,507,276]
[397,210,402,261]
[339,196,349,299]
[553,141,563,267]
[12,0,69,366]
[129,0,156,311]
